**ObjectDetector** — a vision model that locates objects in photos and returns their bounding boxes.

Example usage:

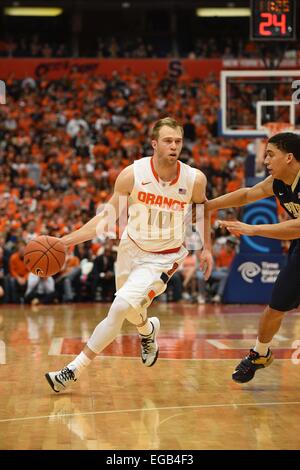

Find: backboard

[220,70,300,137]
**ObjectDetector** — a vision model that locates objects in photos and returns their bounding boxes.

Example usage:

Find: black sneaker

[232,348,273,383]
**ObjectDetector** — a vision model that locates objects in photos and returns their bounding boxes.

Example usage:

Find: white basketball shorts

[115,236,188,310]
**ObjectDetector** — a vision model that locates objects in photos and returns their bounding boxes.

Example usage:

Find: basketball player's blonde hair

[151,117,184,140]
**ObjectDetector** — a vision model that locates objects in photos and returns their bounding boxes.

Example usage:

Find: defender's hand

[218,220,256,237]
[199,248,213,281]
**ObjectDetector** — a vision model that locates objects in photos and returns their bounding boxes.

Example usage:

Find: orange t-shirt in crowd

[60,256,80,275]
[215,248,235,268]
[9,253,29,279]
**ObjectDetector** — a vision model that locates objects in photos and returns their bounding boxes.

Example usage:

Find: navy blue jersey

[273,173,300,219]
[268,174,300,311]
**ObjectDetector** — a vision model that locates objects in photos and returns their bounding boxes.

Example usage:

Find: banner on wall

[1,57,298,81]
[222,253,285,304]
[239,197,282,254]
[223,196,284,304]
[0,58,223,80]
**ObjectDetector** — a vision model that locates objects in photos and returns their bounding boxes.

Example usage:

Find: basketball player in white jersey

[45,117,213,392]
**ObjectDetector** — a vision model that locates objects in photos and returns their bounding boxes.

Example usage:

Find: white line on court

[0,340,6,364]
[48,337,64,356]
[1,401,300,424]
[274,334,289,341]
[206,339,230,349]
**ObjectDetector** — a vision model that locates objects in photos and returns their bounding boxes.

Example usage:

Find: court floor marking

[0,340,6,364]
[206,338,292,350]
[206,339,230,349]
[48,336,296,356]
[274,334,289,340]
[1,400,300,424]
[159,412,185,426]
[181,311,300,316]
[49,354,296,361]
[48,337,64,356]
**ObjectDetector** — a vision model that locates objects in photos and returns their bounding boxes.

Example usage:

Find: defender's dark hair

[268,132,300,161]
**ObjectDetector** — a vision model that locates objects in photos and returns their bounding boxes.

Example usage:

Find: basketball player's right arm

[61,166,134,247]
[205,176,274,211]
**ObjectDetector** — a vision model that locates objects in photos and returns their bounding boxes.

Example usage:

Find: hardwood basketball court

[0,302,299,450]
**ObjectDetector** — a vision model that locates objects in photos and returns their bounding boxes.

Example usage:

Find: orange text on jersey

[138,191,186,210]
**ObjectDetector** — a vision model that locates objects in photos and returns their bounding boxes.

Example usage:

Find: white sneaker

[212,294,221,303]
[140,317,160,367]
[45,367,77,393]
[182,292,191,300]
[197,294,206,304]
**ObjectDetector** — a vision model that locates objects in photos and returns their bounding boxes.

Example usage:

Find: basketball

[24,236,67,277]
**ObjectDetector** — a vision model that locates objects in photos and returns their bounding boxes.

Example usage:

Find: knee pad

[106,297,133,326]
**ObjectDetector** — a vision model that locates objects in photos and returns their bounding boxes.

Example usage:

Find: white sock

[67,352,91,377]
[137,319,153,336]
[254,338,271,356]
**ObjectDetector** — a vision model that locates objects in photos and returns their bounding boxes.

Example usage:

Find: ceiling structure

[0,1,250,10]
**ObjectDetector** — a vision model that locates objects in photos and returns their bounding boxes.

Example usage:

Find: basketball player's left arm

[192,171,213,280]
[218,218,300,240]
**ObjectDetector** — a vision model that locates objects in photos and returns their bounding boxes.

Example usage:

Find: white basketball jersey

[126,157,197,252]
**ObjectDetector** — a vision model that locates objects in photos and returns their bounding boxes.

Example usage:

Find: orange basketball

[24,235,66,277]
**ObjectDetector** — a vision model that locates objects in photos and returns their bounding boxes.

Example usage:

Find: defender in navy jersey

[206,132,300,383]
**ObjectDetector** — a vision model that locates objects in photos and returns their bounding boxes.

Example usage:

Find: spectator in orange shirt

[211,237,237,302]
[214,237,237,269]
[8,240,28,303]
[0,245,9,303]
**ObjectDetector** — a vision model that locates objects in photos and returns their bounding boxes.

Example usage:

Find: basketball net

[256,122,295,175]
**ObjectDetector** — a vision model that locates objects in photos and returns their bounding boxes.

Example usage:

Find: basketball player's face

[152,126,183,164]
[264,143,293,179]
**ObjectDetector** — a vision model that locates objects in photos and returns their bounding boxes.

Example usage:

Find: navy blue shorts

[270,240,300,312]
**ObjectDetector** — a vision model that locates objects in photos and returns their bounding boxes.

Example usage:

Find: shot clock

[250,0,296,40]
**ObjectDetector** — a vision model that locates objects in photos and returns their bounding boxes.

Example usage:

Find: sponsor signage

[223,253,285,303]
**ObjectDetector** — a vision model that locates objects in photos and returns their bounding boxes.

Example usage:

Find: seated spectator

[24,273,57,305]
[197,237,238,303]
[55,252,81,302]
[166,271,183,302]
[8,240,28,303]
[90,242,116,302]
[181,253,200,302]
[74,242,94,301]
[0,246,9,303]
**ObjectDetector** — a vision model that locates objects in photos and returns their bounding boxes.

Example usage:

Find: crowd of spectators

[1,34,297,60]
[95,36,159,58]
[0,35,69,58]
[0,68,250,305]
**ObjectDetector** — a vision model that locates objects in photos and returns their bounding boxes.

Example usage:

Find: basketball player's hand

[199,248,213,281]
[218,220,255,236]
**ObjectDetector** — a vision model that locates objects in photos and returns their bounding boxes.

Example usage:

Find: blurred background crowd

[0,0,296,305]
[0,69,246,305]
